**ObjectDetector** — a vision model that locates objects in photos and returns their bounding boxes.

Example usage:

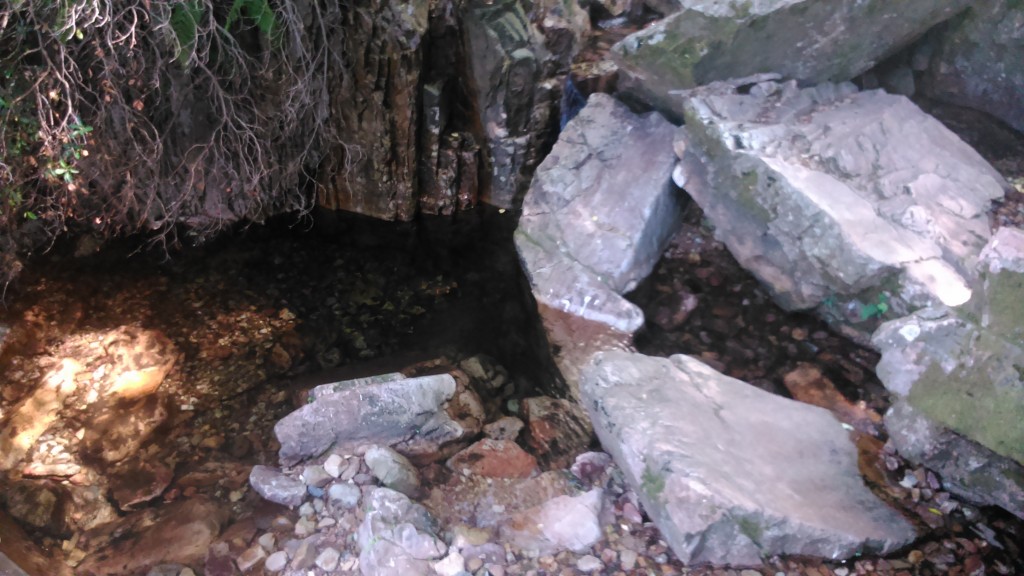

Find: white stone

[577,555,603,572]
[264,550,288,572]
[431,551,466,576]
[324,454,345,478]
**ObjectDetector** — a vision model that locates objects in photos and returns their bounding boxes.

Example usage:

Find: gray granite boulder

[275,373,473,466]
[675,80,1005,343]
[921,0,1024,133]
[612,0,972,118]
[515,93,681,336]
[872,227,1024,517]
[581,350,917,566]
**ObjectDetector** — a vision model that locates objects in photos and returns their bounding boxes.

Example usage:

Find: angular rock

[676,80,1005,343]
[446,439,538,479]
[250,465,308,508]
[581,350,917,566]
[514,92,681,400]
[871,227,1024,517]
[921,0,1024,133]
[500,488,603,555]
[274,373,465,466]
[885,398,1024,519]
[523,396,593,468]
[612,0,973,118]
[76,497,228,576]
[357,488,446,576]
[364,445,421,496]
[327,482,362,509]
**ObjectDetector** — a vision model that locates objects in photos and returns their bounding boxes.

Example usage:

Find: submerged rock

[274,373,468,467]
[581,350,917,566]
[612,0,973,117]
[676,80,1005,343]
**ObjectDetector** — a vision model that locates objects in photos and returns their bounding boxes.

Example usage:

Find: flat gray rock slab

[275,373,461,466]
[676,80,1005,342]
[515,92,681,335]
[581,350,917,566]
[612,0,972,117]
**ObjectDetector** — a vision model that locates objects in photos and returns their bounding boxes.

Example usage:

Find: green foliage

[226,0,279,39]
[170,1,205,66]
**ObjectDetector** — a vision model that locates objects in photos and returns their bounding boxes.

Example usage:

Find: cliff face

[316,0,588,220]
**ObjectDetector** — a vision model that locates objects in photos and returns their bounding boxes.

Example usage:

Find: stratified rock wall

[317,0,587,220]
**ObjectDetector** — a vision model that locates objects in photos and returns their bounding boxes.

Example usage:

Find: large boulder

[516,93,680,329]
[920,0,1024,133]
[674,80,1006,343]
[581,350,917,566]
[612,0,973,118]
[514,93,682,398]
[872,227,1024,518]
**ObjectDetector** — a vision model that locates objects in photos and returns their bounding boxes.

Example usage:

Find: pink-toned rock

[446,439,537,479]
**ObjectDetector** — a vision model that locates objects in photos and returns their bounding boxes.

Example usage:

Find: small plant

[859,293,890,321]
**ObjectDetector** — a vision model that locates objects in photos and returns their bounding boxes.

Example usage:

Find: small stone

[264,551,288,572]
[298,502,315,518]
[178,569,196,576]
[619,549,637,570]
[466,556,484,572]
[294,516,316,537]
[432,550,466,576]
[740,571,762,576]
[324,454,345,478]
[485,565,505,576]
[301,465,332,488]
[236,545,267,572]
[327,482,362,509]
[833,568,850,576]
[258,533,276,551]
[315,548,341,571]
[576,555,602,572]
[249,465,306,508]
[364,445,421,496]
[483,417,525,441]
[908,550,925,565]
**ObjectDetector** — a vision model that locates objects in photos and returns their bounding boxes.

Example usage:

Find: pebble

[315,547,341,571]
[257,533,276,551]
[576,555,603,572]
[324,454,345,478]
[264,551,288,572]
[327,482,362,509]
[236,545,266,572]
[432,550,466,576]
[619,549,638,570]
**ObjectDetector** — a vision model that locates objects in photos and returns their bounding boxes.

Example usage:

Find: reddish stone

[446,439,537,479]
[523,397,593,469]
